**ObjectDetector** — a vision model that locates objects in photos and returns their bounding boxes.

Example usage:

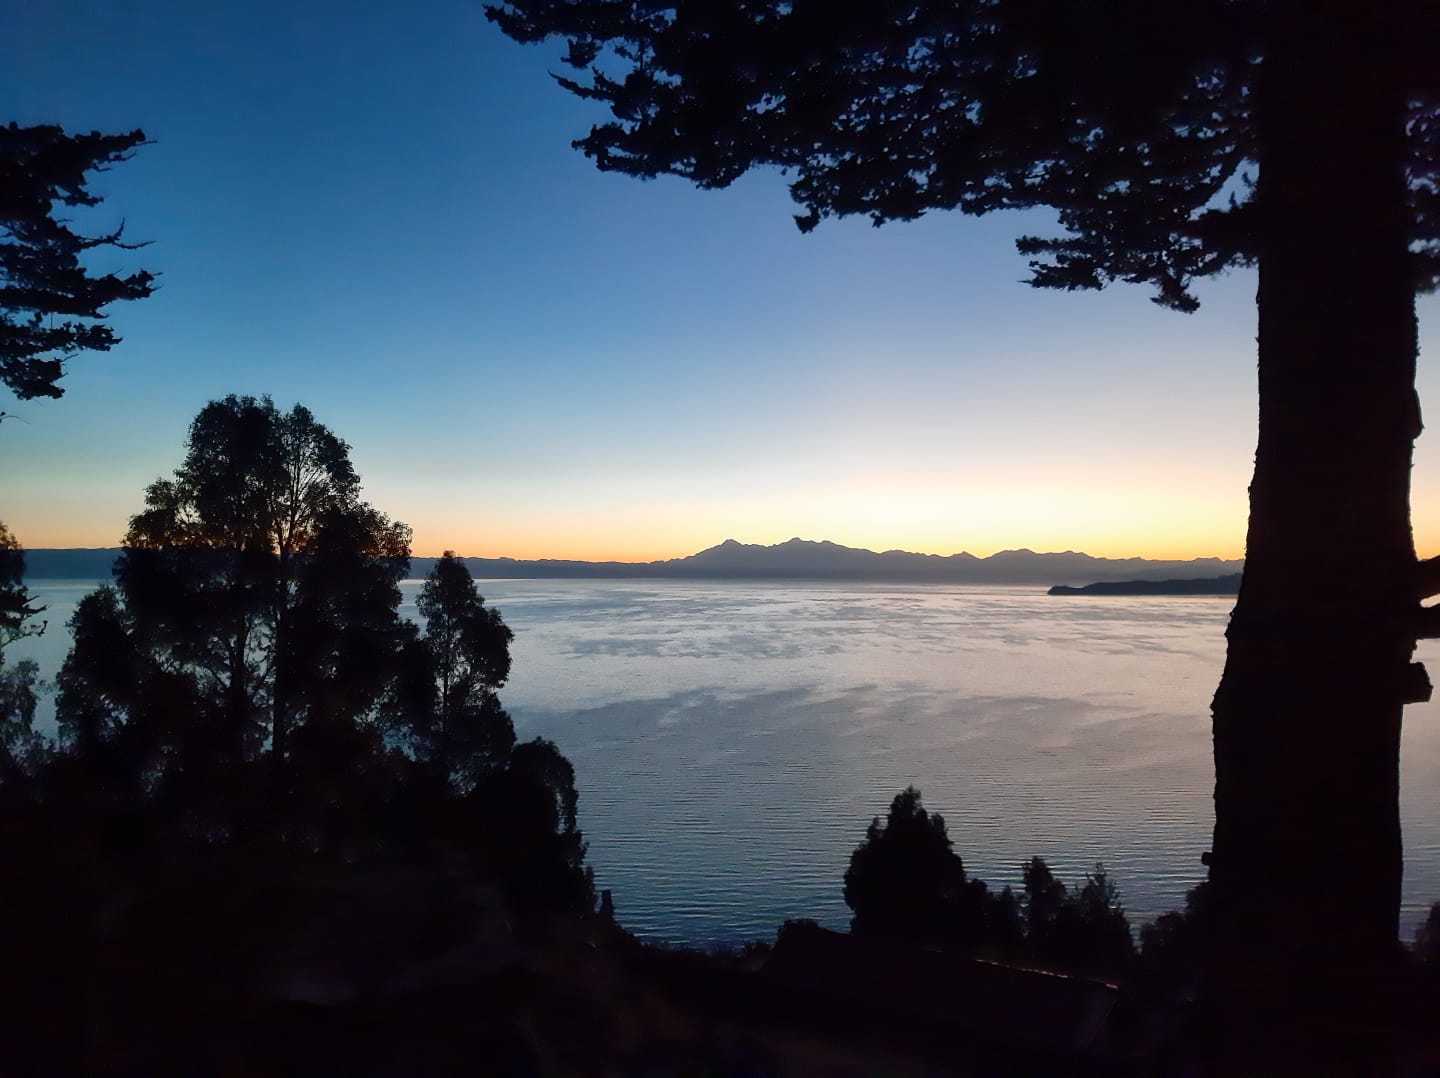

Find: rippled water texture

[18,579,1440,944]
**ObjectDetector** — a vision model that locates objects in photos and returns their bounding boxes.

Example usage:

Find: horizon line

[25,537,1247,565]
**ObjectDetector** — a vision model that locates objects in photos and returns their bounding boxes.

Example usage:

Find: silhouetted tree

[55,587,156,757]
[1054,866,1136,982]
[0,522,43,650]
[414,551,516,788]
[984,883,1026,961]
[1,123,155,402]
[57,396,414,835]
[843,786,969,944]
[487,3,1440,1058]
[844,794,1131,968]
[1021,856,1069,953]
[1138,880,1215,991]
[467,736,595,915]
[0,524,47,782]
[0,658,43,781]
[1018,857,1134,979]
[5,412,599,1072]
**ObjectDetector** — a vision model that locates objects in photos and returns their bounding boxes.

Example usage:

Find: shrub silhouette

[844,786,969,945]
[846,789,1133,977]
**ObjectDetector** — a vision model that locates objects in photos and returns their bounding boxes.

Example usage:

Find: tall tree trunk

[1207,8,1419,1069]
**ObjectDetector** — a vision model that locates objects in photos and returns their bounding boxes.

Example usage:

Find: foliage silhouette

[844,788,1125,973]
[0,522,43,650]
[4,397,602,1069]
[467,736,595,916]
[45,395,591,885]
[845,786,968,944]
[1137,880,1215,990]
[1048,864,1136,982]
[0,524,47,781]
[1020,856,1068,954]
[0,657,43,781]
[487,3,1440,1059]
[412,551,517,789]
[0,123,156,402]
[82,396,413,823]
[485,4,1436,301]
[1017,865,1133,980]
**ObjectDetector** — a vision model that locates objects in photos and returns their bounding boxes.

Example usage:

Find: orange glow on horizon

[411,534,1250,565]
[27,516,1440,566]
[20,530,1249,564]
[30,532,1440,564]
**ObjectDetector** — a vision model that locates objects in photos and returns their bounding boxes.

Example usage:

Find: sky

[4,1,1438,562]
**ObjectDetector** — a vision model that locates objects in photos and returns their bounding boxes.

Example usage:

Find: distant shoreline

[1048,575,1242,596]
[21,538,1242,588]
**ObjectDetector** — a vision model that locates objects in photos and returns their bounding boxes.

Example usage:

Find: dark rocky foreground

[8,852,1440,1075]
[64,868,1129,1077]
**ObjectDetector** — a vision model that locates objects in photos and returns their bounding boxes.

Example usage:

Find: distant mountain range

[24,538,1242,586]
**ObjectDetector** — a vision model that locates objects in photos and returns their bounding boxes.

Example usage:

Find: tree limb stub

[1413,604,1440,639]
[1416,555,1440,600]
[1403,662,1433,705]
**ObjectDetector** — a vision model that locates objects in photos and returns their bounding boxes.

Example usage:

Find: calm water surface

[17,579,1440,944]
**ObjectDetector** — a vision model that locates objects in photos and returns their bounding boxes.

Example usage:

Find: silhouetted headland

[27,538,1242,586]
[1048,574,1243,596]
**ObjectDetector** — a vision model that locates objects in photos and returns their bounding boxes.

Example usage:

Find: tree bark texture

[1207,6,1419,1070]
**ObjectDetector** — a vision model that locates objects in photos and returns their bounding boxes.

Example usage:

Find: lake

[14,578,1440,945]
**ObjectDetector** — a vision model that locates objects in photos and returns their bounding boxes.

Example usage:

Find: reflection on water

[15,578,1440,945]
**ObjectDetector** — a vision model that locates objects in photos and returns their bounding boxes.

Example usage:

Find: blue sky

[5,0,1437,560]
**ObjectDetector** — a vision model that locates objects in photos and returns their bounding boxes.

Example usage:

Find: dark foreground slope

[30,867,1122,1077]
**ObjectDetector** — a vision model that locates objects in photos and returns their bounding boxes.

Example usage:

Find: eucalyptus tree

[486,0,1440,1061]
[1,123,155,403]
[403,556,592,910]
[415,551,516,788]
[59,396,413,821]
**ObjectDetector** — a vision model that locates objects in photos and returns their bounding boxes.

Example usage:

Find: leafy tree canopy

[487,1,1438,311]
[2,401,598,1068]
[1,123,155,401]
[419,553,513,692]
[0,657,42,780]
[0,523,47,781]
[49,396,594,909]
[413,551,517,788]
[843,785,967,941]
[843,790,1131,972]
[57,396,414,814]
[0,522,44,651]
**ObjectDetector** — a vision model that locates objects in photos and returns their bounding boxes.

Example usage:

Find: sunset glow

[4,3,1437,568]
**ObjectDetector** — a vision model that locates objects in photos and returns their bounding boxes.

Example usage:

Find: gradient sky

[5,1,1438,562]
